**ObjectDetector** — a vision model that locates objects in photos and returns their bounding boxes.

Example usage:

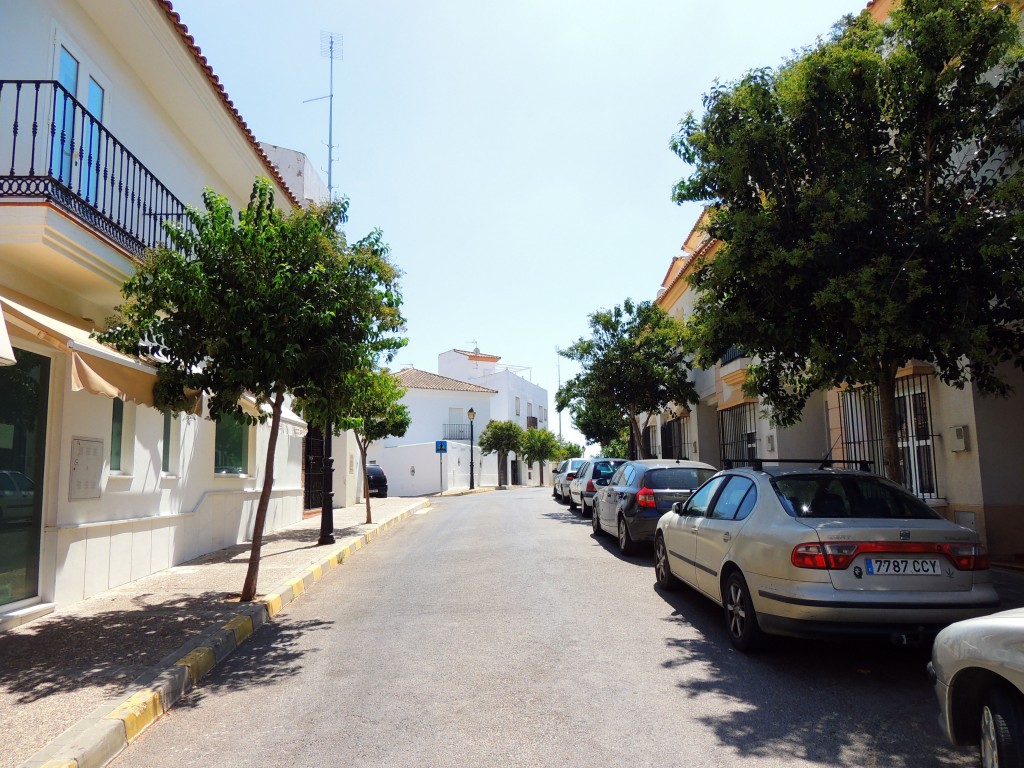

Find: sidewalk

[1,496,429,768]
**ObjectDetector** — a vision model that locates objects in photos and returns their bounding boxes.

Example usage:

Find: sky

[170,0,867,454]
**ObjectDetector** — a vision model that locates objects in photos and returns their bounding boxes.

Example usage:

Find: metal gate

[303,425,325,510]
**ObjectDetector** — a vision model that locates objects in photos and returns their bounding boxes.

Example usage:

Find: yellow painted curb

[310,563,323,581]
[288,577,305,597]
[223,614,254,645]
[104,689,163,742]
[263,593,284,617]
[175,646,216,684]
[40,760,77,768]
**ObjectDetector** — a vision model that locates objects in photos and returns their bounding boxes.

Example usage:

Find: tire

[980,684,1024,768]
[617,516,636,556]
[568,493,578,512]
[654,535,681,590]
[724,571,764,652]
[592,505,603,536]
[581,498,591,518]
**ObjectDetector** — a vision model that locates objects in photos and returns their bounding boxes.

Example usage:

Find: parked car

[568,458,626,516]
[0,469,35,523]
[654,465,1000,652]
[365,464,388,498]
[928,608,1024,767]
[553,458,586,502]
[592,459,716,554]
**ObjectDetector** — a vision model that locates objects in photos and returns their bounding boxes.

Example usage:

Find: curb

[18,501,428,768]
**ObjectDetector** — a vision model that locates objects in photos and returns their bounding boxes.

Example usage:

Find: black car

[592,459,716,554]
[366,464,388,498]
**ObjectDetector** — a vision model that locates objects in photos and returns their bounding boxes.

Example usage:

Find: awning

[0,293,158,406]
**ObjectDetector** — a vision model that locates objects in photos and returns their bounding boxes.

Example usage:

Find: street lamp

[468,407,476,490]
[317,417,335,546]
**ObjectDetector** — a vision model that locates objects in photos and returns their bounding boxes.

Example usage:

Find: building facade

[0,0,311,629]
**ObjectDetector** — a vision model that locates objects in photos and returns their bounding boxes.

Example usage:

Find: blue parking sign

[435,440,447,454]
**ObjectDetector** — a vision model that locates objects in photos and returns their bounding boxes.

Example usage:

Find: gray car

[929,608,1024,767]
[655,465,1000,651]
[552,458,585,503]
[567,458,626,516]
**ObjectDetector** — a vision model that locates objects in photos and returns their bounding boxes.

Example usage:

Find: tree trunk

[629,409,649,459]
[877,362,903,485]
[498,450,507,486]
[240,385,284,602]
[359,437,373,525]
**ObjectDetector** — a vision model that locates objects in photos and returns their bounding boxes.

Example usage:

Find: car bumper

[927,663,958,745]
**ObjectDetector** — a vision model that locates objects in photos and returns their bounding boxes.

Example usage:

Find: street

[112,488,977,767]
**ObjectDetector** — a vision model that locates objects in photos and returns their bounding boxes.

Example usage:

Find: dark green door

[0,348,49,606]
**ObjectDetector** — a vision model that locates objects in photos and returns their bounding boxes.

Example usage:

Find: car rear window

[367,466,385,478]
[644,467,717,490]
[593,461,622,479]
[773,474,940,520]
[570,460,585,471]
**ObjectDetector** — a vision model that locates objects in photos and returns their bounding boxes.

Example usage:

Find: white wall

[383,388,493,447]
[367,441,499,495]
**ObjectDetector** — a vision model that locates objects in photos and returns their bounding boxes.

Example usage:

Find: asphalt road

[112,487,979,768]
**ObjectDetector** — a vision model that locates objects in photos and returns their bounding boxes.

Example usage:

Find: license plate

[865,558,943,576]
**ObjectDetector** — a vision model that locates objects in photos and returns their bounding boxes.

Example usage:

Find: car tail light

[586,480,596,493]
[637,487,657,508]
[566,473,576,482]
[791,541,991,571]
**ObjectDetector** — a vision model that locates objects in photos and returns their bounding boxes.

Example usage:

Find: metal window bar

[660,417,690,460]
[837,374,939,499]
[442,423,471,441]
[0,80,188,256]
[719,402,758,467]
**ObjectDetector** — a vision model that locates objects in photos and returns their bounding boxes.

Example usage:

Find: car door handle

[722,532,732,542]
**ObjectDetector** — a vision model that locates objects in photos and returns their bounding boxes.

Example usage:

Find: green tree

[477,419,525,487]
[99,179,404,601]
[599,431,630,460]
[554,378,627,448]
[672,0,1024,482]
[521,427,560,485]
[558,299,699,459]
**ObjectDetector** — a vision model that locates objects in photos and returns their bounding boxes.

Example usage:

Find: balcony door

[51,44,106,204]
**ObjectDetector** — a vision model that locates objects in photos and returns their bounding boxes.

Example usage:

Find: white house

[0,0,313,629]
[438,348,552,484]
[367,368,499,496]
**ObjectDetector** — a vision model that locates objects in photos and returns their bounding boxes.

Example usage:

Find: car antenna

[818,433,843,470]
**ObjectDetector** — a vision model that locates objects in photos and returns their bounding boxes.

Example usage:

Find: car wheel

[617,516,636,555]
[568,493,578,512]
[581,498,591,518]
[655,535,680,590]
[980,684,1024,768]
[724,571,764,652]
[592,506,603,536]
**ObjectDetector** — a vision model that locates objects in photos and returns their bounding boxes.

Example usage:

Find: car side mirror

[595,478,609,487]
[671,501,686,515]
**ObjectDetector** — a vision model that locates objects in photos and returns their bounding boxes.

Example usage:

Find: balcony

[442,423,471,441]
[0,81,187,257]
[526,416,538,428]
[720,345,747,365]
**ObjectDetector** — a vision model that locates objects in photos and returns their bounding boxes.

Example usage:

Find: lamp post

[468,407,476,490]
[317,417,335,545]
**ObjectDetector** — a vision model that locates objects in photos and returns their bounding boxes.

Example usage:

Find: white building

[0,0,312,628]
[367,368,499,496]
[438,348,552,485]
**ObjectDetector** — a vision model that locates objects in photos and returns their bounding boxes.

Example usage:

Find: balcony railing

[443,423,471,441]
[720,345,746,365]
[0,80,187,256]
[526,416,538,428]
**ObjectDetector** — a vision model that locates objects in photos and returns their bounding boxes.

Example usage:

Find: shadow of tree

[0,592,321,706]
[654,586,977,767]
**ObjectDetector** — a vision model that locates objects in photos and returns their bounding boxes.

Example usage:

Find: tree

[477,420,525,487]
[554,437,584,462]
[599,431,630,460]
[558,299,699,459]
[99,179,404,601]
[672,0,1024,482]
[301,370,409,528]
[554,377,627,448]
[521,427,560,485]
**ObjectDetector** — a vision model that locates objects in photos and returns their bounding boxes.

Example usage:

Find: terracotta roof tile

[395,368,497,394]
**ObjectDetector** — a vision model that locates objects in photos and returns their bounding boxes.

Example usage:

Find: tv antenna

[303,31,343,198]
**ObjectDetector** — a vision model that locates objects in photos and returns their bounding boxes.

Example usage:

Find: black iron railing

[0,80,187,256]
[443,423,471,441]
[720,345,746,365]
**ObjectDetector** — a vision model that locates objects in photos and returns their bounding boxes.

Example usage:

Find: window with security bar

[660,417,690,459]
[836,374,939,499]
[719,402,757,466]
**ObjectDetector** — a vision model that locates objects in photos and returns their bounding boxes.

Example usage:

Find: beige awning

[0,293,157,406]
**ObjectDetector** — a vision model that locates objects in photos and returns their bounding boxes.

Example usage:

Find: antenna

[303,31,343,198]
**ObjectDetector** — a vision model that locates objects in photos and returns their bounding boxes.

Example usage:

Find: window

[709,476,756,520]
[527,402,533,418]
[515,396,521,416]
[685,476,727,516]
[162,412,172,474]
[215,418,249,474]
[719,403,757,466]
[110,398,123,471]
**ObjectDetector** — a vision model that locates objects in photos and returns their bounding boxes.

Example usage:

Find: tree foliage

[558,299,698,459]
[99,178,405,600]
[672,0,1024,481]
[554,437,584,462]
[477,419,525,487]
[521,427,560,484]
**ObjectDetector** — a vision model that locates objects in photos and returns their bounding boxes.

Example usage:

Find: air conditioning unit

[948,425,969,452]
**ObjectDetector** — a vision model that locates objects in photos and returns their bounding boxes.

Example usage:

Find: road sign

[435,440,447,454]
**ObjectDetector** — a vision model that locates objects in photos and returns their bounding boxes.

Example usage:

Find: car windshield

[570,460,585,471]
[773,474,941,520]
[644,467,717,490]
